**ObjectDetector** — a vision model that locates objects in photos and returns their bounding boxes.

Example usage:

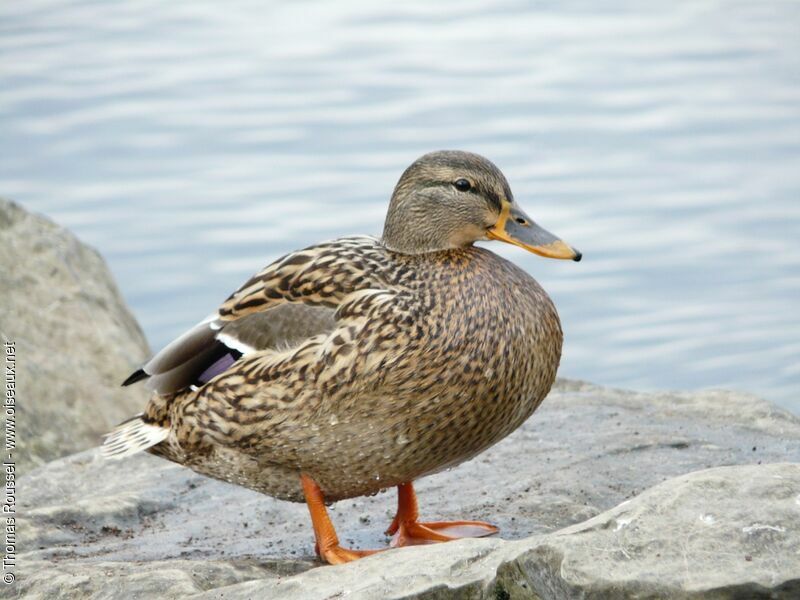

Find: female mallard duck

[103,150,580,564]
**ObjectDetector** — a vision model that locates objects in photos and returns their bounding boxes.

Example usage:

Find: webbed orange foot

[388,519,499,547]
[301,473,384,565]
[314,542,381,565]
[385,482,499,547]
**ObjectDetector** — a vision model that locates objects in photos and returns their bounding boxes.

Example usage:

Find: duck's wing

[129,304,336,395]
[123,236,389,395]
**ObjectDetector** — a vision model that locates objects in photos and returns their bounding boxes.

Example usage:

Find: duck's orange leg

[385,482,499,547]
[300,473,383,565]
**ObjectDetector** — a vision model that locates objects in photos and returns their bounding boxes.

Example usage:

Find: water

[2,1,798,413]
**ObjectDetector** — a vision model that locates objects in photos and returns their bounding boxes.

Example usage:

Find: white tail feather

[101,414,169,459]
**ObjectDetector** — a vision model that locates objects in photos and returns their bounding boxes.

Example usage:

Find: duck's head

[382,150,581,261]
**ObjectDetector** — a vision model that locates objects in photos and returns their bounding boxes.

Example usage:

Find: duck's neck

[381,208,480,255]
[381,228,461,255]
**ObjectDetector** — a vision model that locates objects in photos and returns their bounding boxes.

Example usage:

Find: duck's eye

[453,179,472,192]
[515,217,528,225]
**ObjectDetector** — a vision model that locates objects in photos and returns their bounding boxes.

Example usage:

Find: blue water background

[2,1,798,412]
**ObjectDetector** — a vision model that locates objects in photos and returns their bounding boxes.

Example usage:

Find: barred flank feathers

[101,414,169,459]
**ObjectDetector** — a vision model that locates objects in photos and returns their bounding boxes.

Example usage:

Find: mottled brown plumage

[103,150,580,563]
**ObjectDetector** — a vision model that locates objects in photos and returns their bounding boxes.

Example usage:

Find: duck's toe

[315,542,383,565]
[388,519,499,547]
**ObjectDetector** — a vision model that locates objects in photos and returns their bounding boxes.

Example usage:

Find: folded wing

[121,236,386,395]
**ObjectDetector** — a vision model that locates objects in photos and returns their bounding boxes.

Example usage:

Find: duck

[102,150,581,565]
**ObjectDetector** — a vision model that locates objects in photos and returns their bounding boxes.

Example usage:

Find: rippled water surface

[2,1,799,412]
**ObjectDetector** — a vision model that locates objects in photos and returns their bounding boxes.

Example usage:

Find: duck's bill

[486,203,582,261]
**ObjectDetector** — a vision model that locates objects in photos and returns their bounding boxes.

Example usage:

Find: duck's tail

[101,414,169,459]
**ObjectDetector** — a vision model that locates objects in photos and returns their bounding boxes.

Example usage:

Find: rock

[14,381,800,598]
[186,463,800,600]
[498,462,800,599]
[0,198,149,473]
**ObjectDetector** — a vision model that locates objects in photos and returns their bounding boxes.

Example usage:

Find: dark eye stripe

[485,191,502,211]
[449,178,503,211]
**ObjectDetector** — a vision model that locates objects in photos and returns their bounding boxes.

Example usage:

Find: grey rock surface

[504,462,800,599]
[0,198,150,472]
[189,463,800,600]
[13,381,800,599]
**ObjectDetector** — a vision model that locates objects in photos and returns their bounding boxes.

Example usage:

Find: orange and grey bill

[487,201,581,261]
